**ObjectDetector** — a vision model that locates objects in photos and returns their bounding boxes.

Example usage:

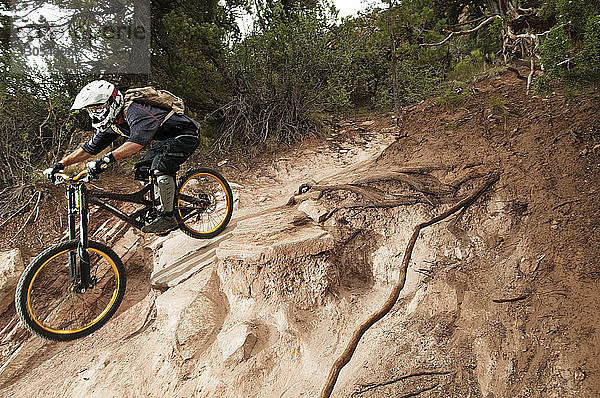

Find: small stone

[455,247,463,260]
[217,323,258,363]
[298,200,329,223]
[519,258,536,275]
[574,368,586,382]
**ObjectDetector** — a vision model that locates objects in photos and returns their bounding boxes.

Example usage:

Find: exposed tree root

[319,173,500,398]
[493,293,530,303]
[294,166,484,211]
[397,383,440,398]
[352,370,451,396]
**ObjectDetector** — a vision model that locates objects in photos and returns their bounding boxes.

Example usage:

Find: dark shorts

[142,130,199,176]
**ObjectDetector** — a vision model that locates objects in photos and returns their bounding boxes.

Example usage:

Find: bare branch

[0,190,37,230]
[9,191,42,242]
[526,57,535,94]
[421,15,501,47]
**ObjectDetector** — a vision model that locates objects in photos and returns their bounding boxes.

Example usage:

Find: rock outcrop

[0,249,23,313]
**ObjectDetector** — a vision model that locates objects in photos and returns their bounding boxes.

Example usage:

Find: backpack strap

[110,124,128,137]
[123,101,174,126]
[161,109,176,125]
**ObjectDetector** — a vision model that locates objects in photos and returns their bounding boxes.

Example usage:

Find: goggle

[86,103,109,120]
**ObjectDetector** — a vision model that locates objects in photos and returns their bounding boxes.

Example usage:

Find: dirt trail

[0,111,399,395]
[1,73,599,398]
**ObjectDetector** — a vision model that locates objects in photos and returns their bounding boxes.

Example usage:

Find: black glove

[86,152,115,178]
[43,163,64,183]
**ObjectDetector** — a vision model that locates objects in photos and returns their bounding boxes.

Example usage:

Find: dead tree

[421,2,551,94]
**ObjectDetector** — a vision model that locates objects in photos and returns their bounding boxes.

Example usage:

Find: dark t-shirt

[82,102,199,156]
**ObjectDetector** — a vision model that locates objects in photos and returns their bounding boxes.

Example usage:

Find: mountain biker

[43,80,200,233]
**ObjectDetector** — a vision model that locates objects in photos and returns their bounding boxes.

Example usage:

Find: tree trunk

[387,0,401,124]
[131,0,150,76]
[485,0,516,16]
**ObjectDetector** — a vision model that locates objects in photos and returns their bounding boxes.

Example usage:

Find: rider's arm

[81,129,120,157]
[59,148,93,168]
[111,141,144,160]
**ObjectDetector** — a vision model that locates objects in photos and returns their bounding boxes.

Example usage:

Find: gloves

[86,152,115,178]
[43,163,64,183]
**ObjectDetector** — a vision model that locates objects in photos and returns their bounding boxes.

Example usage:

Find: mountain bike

[15,163,233,341]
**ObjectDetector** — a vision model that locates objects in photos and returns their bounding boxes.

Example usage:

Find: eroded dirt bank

[1,73,599,397]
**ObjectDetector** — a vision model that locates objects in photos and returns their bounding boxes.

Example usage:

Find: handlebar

[54,169,92,184]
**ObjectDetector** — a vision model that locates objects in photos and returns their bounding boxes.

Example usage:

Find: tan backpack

[123,86,185,125]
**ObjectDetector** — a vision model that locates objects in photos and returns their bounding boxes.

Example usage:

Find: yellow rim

[26,247,120,335]
[177,172,230,235]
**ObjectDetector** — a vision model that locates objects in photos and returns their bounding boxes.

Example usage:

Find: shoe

[141,213,178,233]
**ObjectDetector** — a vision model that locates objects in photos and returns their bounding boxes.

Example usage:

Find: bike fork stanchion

[78,184,92,290]
[67,186,78,279]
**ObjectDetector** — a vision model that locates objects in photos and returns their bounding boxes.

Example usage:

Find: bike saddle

[133,160,153,181]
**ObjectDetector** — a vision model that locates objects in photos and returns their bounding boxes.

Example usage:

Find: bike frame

[66,175,158,290]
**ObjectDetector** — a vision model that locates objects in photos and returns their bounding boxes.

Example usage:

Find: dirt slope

[1,72,599,398]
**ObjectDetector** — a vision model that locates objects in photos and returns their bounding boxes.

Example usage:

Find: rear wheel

[15,240,126,341]
[175,168,233,239]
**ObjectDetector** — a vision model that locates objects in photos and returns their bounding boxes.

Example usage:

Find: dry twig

[9,191,42,242]
[0,191,37,230]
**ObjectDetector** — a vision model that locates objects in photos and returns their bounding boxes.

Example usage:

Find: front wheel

[15,240,126,341]
[175,168,234,239]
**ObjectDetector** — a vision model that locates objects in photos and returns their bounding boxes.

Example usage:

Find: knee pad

[156,174,175,213]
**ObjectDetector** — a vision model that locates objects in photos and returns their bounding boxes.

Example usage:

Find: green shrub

[488,96,507,115]
[537,0,600,87]
[434,86,469,108]
[584,15,600,76]
[450,49,487,81]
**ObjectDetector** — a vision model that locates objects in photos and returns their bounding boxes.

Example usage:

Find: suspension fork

[78,184,92,289]
[66,184,91,289]
[66,186,77,279]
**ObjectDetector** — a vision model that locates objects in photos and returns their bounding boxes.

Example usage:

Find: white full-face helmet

[71,80,124,131]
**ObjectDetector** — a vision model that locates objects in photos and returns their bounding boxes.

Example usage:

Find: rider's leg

[141,170,178,233]
[141,133,199,233]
